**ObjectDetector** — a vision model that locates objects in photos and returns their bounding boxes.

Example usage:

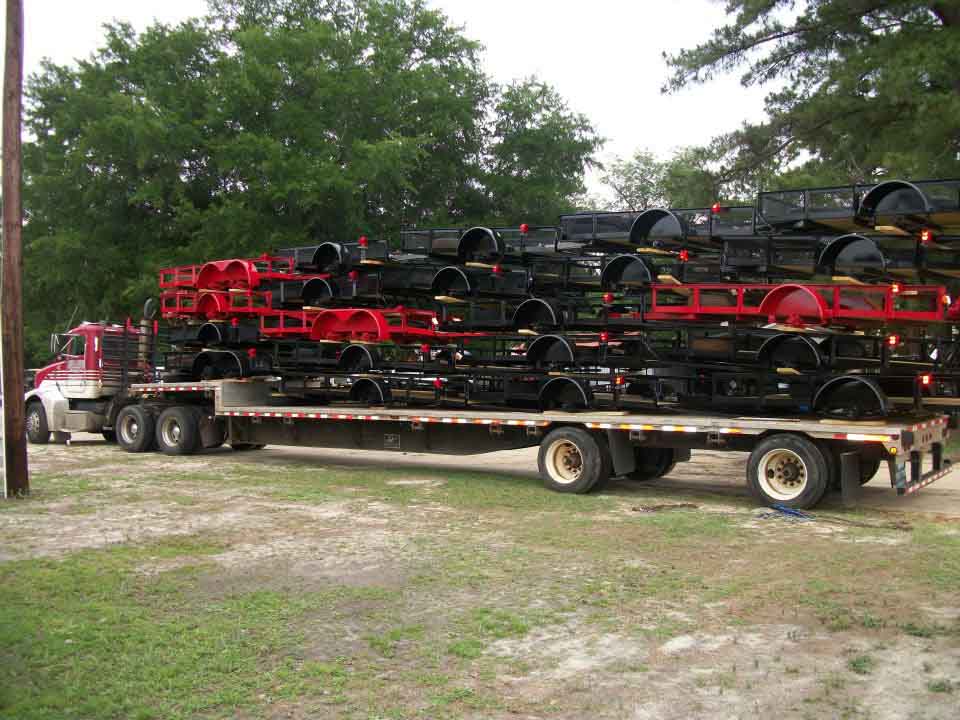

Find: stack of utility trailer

[157,178,960,421]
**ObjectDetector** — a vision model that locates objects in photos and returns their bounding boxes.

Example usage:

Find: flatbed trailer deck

[121,379,954,509]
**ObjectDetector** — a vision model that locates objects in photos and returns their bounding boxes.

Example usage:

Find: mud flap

[606,430,636,476]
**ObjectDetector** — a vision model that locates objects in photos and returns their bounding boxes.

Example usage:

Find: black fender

[526,334,576,366]
[858,179,931,219]
[349,377,391,405]
[512,298,560,329]
[601,254,653,290]
[813,375,890,417]
[338,344,378,372]
[757,334,823,371]
[817,233,886,275]
[192,350,247,380]
[431,266,473,296]
[458,226,503,262]
[539,376,592,411]
[302,277,339,306]
[312,242,348,273]
[629,208,686,246]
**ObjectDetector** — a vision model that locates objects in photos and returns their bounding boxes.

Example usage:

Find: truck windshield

[55,334,86,357]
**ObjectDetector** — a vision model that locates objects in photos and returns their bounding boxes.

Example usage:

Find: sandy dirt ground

[4,436,960,719]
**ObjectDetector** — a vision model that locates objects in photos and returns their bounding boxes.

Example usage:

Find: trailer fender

[629,208,686,246]
[526,334,576,366]
[539,376,592,411]
[813,375,890,419]
[513,298,560,330]
[458,227,503,262]
[192,350,247,380]
[600,254,653,290]
[858,179,931,220]
[757,333,823,370]
[431,266,473,296]
[817,233,885,275]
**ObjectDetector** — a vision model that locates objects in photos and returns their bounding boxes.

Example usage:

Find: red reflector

[711,203,721,214]
[247,347,257,359]
[599,331,610,343]
[358,235,368,247]
[433,378,444,389]
[231,317,239,327]
[420,343,430,354]
[348,271,359,281]
[679,249,690,262]
[602,293,614,304]
[920,374,932,386]
[891,283,901,294]
[615,375,625,386]
[887,334,899,347]
[492,264,503,275]
[920,229,933,245]
[519,223,530,234]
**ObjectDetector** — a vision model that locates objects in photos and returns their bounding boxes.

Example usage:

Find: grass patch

[640,511,735,539]
[847,654,874,675]
[366,624,425,658]
[910,524,960,590]
[927,679,954,693]
[0,541,390,720]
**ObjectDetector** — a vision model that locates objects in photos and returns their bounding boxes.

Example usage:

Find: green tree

[484,78,603,224]
[665,1,960,187]
[600,149,666,211]
[22,1,600,366]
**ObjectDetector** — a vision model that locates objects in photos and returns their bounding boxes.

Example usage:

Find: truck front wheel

[26,402,50,444]
[156,406,200,456]
[116,405,157,453]
[747,434,828,509]
[538,427,610,494]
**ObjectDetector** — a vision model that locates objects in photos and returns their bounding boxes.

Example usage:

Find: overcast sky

[8,0,770,198]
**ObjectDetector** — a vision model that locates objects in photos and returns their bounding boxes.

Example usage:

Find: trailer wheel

[538,427,609,493]
[624,448,676,482]
[859,456,881,485]
[819,443,883,490]
[26,401,50,444]
[747,434,828,509]
[156,406,200,456]
[116,405,157,453]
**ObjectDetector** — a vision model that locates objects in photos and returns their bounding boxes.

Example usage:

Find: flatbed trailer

[120,379,955,509]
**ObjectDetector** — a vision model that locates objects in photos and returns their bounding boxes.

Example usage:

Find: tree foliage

[22,0,601,365]
[601,146,731,210]
[664,1,960,187]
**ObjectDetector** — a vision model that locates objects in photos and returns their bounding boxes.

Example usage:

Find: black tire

[155,406,201,456]
[819,443,883,490]
[537,427,609,494]
[624,447,676,482]
[102,429,117,443]
[747,434,829,509]
[858,455,882,485]
[26,401,50,444]
[230,443,266,451]
[116,405,157,453]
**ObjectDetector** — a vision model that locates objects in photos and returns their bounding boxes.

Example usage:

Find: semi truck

[24,320,954,509]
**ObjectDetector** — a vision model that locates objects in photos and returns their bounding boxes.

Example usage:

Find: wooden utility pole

[2,0,29,496]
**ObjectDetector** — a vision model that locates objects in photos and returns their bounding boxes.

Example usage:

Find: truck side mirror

[49,333,58,355]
